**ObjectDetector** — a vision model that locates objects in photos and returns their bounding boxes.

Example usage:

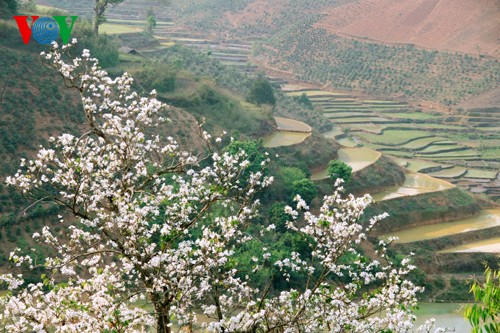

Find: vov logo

[13,16,78,45]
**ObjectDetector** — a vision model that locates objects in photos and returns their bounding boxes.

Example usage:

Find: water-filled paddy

[403,159,442,172]
[400,137,446,150]
[372,173,454,201]
[417,144,462,154]
[336,137,358,147]
[428,166,467,178]
[358,130,434,145]
[439,237,500,253]
[262,131,310,148]
[100,23,143,34]
[322,128,344,139]
[280,84,310,91]
[381,209,500,243]
[465,169,498,179]
[286,90,344,97]
[414,303,469,332]
[332,116,393,123]
[311,148,381,180]
[262,117,312,148]
[274,117,311,132]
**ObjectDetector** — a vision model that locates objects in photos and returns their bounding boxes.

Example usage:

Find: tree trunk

[157,311,171,333]
[93,0,106,35]
[155,303,172,333]
[93,17,99,35]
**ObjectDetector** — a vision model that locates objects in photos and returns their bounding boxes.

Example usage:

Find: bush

[247,75,276,106]
[327,160,352,184]
[73,23,119,68]
[0,0,16,18]
[291,178,317,204]
[280,166,306,192]
[268,202,288,233]
[135,65,176,93]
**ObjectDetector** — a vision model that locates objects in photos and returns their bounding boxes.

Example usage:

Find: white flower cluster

[0,43,443,333]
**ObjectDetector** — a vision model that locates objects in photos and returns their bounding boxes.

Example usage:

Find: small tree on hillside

[93,0,125,35]
[145,7,157,35]
[93,0,170,35]
[328,159,352,184]
[0,42,440,333]
[291,178,317,205]
[247,75,276,106]
[294,93,313,109]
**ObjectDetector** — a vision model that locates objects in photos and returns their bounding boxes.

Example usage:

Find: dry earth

[315,0,500,58]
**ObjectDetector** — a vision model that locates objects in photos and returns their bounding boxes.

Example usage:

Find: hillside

[262,19,500,106]
[0,2,497,314]
[175,0,355,37]
[176,0,499,58]
[0,18,342,272]
[315,0,500,59]
[172,0,500,106]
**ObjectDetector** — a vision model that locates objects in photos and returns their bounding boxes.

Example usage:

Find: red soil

[315,0,500,58]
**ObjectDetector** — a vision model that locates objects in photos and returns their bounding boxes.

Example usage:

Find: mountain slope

[176,0,499,58]
[314,0,500,58]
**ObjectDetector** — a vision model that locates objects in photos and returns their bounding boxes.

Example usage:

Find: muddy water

[381,209,500,243]
[336,137,358,147]
[262,117,312,148]
[262,131,311,148]
[439,236,500,253]
[372,172,454,201]
[274,116,311,132]
[415,303,470,332]
[311,147,381,180]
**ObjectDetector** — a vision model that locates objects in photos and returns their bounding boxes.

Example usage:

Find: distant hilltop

[315,0,500,58]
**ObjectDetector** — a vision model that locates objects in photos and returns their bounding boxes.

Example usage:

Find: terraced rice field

[100,23,143,34]
[383,112,441,120]
[349,124,384,134]
[330,117,394,124]
[285,90,346,97]
[336,137,358,147]
[262,132,311,148]
[417,144,463,155]
[358,130,434,146]
[371,173,454,201]
[427,166,467,178]
[439,237,500,253]
[280,85,498,198]
[108,18,174,26]
[311,147,381,180]
[400,137,448,150]
[381,209,500,243]
[274,117,311,132]
[464,169,498,179]
[403,159,442,172]
[429,150,481,160]
[262,117,312,148]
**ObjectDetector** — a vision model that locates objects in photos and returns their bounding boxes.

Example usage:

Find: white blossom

[0,43,441,333]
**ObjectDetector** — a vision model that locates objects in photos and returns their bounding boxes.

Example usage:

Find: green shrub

[327,160,352,184]
[247,75,276,106]
[291,178,317,204]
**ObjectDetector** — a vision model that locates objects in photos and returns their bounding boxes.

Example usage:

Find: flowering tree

[1,42,437,333]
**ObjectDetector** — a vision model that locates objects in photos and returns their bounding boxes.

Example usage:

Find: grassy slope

[0,22,86,270]
[367,187,480,234]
